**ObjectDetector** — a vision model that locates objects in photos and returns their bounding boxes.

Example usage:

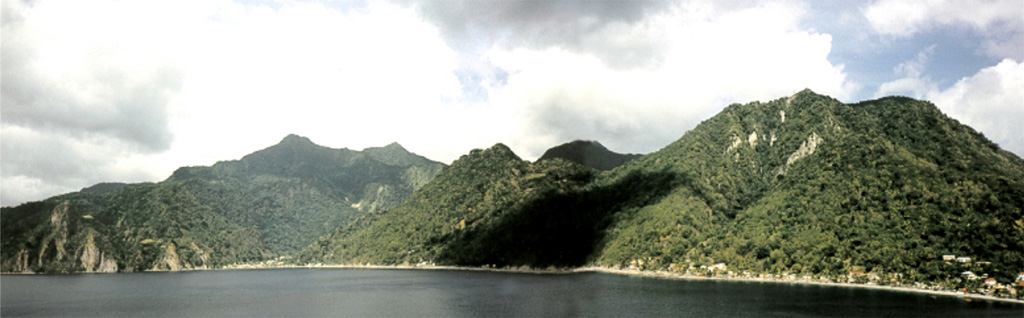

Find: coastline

[573,266,1024,305]
[242,263,1024,305]
[5,264,1023,305]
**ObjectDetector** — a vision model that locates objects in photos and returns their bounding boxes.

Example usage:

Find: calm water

[2,268,1021,317]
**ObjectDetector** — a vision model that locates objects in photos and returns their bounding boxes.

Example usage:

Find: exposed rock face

[786,132,823,166]
[80,234,119,273]
[81,235,101,272]
[49,202,73,262]
[725,135,744,153]
[190,242,210,270]
[776,132,824,176]
[11,249,33,273]
[151,243,183,271]
[36,201,76,268]
[97,255,118,273]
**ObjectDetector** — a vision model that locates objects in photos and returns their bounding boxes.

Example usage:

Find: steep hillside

[537,140,643,170]
[295,144,612,267]
[297,90,1024,291]
[1,135,445,273]
[593,90,1024,285]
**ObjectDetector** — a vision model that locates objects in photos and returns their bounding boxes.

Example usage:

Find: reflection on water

[2,268,1022,317]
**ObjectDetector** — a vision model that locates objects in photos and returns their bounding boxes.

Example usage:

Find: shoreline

[232,263,1024,304]
[574,266,1024,305]
[5,264,1023,304]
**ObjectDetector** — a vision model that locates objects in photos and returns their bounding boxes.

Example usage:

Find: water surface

[2,268,1021,317]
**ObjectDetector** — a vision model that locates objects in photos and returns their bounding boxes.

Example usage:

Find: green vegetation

[295,144,599,267]
[592,91,1023,289]
[5,90,1022,297]
[537,140,642,171]
[298,90,1024,294]
[1,135,444,273]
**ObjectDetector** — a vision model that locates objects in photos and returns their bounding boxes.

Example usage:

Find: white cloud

[1,0,182,151]
[875,49,1024,157]
[0,125,163,205]
[928,59,1024,156]
[1,0,472,206]
[165,1,468,165]
[875,45,939,97]
[863,0,1024,59]
[488,1,858,158]
[2,0,861,206]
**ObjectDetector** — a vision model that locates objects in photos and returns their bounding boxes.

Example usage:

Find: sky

[2,0,1022,207]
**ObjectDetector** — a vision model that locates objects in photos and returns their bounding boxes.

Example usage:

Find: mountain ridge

[4,91,1022,298]
[537,140,643,171]
[296,90,1024,294]
[1,135,446,273]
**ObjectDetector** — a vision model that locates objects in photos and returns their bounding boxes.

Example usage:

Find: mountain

[592,90,1023,284]
[296,90,1024,290]
[537,140,643,170]
[294,144,607,267]
[80,182,127,193]
[1,135,445,273]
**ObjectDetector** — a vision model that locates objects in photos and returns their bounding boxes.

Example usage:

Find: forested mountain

[537,140,642,170]
[592,90,1023,286]
[1,135,444,273]
[297,90,1024,289]
[294,144,600,267]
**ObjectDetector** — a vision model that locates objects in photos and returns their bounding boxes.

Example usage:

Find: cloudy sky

[2,0,1022,206]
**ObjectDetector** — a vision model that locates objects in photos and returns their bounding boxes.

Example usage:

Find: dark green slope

[594,90,1024,286]
[295,144,626,267]
[537,140,643,170]
[297,90,1023,291]
[296,143,704,268]
[1,135,445,273]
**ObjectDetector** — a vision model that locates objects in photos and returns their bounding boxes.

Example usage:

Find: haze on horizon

[2,0,1022,207]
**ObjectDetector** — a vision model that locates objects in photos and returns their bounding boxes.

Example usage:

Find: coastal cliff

[1,136,445,273]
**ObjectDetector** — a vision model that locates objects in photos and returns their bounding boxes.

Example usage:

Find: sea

[2,268,1021,317]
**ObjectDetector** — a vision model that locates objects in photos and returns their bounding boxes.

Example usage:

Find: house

[1017,272,1024,282]
[942,255,956,261]
[712,263,727,271]
[961,271,979,280]
[956,256,971,263]
[985,278,997,286]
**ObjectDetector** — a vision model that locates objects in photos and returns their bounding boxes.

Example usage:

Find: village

[626,255,1024,301]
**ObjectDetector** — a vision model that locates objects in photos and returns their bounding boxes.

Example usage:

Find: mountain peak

[459,143,521,164]
[538,140,641,170]
[485,143,519,159]
[363,142,443,167]
[382,142,406,151]
[567,140,607,149]
[279,134,315,146]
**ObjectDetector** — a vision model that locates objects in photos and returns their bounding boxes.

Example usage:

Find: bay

[2,268,1021,317]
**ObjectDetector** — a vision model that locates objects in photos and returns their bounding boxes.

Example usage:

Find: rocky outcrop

[190,242,210,270]
[33,202,77,269]
[776,132,823,176]
[80,235,101,272]
[80,234,119,273]
[9,249,34,273]
[150,243,183,271]
[786,132,823,166]
[51,202,73,260]
[41,202,75,265]
[97,256,118,273]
